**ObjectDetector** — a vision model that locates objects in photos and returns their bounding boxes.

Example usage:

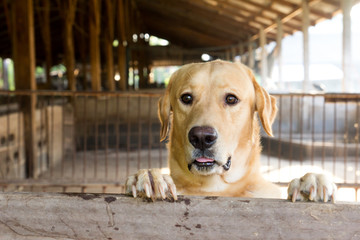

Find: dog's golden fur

[158,60,281,198]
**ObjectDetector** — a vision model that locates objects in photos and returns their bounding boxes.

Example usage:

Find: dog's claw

[132,185,137,198]
[125,169,178,201]
[144,183,151,198]
[291,189,298,203]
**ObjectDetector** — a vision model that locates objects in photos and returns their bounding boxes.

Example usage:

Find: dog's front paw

[288,173,337,203]
[125,169,177,201]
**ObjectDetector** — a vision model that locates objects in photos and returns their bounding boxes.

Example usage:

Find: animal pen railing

[0,91,359,201]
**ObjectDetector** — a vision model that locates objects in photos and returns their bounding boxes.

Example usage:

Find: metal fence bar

[277,95,282,181]
[83,96,88,179]
[126,96,131,178]
[148,96,152,169]
[72,93,77,179]
[333,99,337,181]
[94,97,98,179]
[137,96,142,170]
[322,96,326,170]
[105,96,109,180]
[115,95,120,181]
[344,101,348,183]
[50,94,55,179]
[311,95,315,166]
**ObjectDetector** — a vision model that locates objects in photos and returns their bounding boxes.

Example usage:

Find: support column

[58,0,78,91]
[37,0,52,89]
[11,0,37,177]
[89,0,101,91]
[105,0,115,91]
[117,0,127,90]
[302,0,310,92]
[238,43,244,63]
[225,50,230,61]
[276,17,284,89]
[231,47,236,62]
[260,27,268,86]
[248,41,254,69]
[342,0,352,92]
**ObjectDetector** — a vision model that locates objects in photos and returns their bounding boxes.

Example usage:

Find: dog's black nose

[188,126,217,150]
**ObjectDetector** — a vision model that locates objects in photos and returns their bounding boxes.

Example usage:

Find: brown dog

[126,60,336,202]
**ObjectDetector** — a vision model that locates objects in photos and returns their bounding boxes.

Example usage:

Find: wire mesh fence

[0,91,359,200]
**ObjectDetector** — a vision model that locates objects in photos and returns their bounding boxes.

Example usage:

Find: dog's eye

[225,94,239,105]
[180,94,193,105]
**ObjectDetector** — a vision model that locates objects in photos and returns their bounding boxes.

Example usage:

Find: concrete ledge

[0,192,360,239]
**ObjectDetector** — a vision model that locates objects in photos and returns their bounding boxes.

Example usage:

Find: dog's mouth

[188,157,231,173]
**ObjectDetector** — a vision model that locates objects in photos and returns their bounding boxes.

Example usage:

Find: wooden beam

[342,0,352,92]
[11,0,37,178]
[302,0,310,92]
[89,0,101,91]
[105,0,115,91]
[1,192,360,239]
[138,0,255,42]
[250,0,322,41]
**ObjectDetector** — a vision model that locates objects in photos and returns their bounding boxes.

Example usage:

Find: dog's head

[158,60,277,180]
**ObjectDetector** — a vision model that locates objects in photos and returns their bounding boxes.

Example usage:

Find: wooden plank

[11,0,37,178]
[0,192,360,239]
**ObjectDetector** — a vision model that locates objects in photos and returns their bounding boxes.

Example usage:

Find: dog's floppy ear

[158,89,171,142]
[247,68,277,136]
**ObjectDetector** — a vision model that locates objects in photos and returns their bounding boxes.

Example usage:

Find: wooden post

[260,26,268,86]
[36,0,52,89]
[78,1,88,90]
[302,0,310,92]
[11,0,37,178]
[89,0,102,91]
[276,17,284,89]
[57,0,78,91]
[117,0,128,91]
[225,49,230,61]
[248,41,254,69]
[342,0,352,92]
[105,0,115,91]
[231,47,236,62]
[238,43,244,63]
